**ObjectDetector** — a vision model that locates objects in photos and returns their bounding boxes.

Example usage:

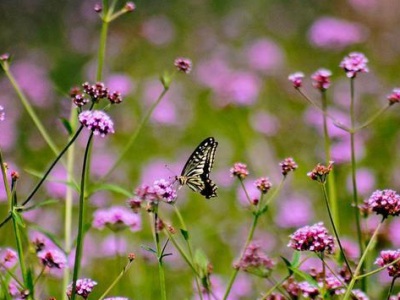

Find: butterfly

[176,137,218,199]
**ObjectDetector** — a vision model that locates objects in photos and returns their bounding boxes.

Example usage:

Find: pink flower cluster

[71,81,123,107]
[288,222,335,254]
[0,248,18,269]
[92,206,141,232]
[279,157,298,176]
[230,162,249,179]
[366,189,400,218]
[174,57,192,74]
[375,250,400,278]
[66,278,97,299]
[78,110,115,137]
[388,88,400,105]
[311,68,332,91]
[235,243,274,277]
[37,248,67,269]
[339,52,369,78]
[255,177,272,194]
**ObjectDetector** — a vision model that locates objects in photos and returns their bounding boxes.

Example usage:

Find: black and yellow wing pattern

[177,137,218,199]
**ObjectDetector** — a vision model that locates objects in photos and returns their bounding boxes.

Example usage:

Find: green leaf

[60,117,73,135]
[25,268,35,296]
[90,183,133,198]
[291,251,301,268]
[160,71,172,89]
[140,244,157,254]
[280,256,294,276]
[23,199,59,211]
[180,229,189,240]
[11,209,25,228]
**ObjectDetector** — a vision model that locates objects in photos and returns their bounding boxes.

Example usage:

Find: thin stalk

[173,205,203,300]
[153,212,167,300]
[358,256,400,278]
[239,179,253,206]
[70,133,94,300]
[355,104,390,132]
[1,61,60,158]
[349,77,364,287]
[321,184,352,276]
[0,148,12,211]
[101,87,169,179]
[98,257,135,300]
[386,277,397,300]
[223,214,259,300]
[0,126,83,229]
[343,218,384,299]
[96,13,109,82]
[321,91,338,233]
[62,106,78,300]
[261,275,291,299]
[296,88,338,123]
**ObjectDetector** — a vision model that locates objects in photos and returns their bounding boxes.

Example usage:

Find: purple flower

[279,157,298,176]
[307,161,334,183]
[288,72,304,88]
[0,248,17,269]
[298,281,319,298]
[346,168,375,197]
[339,52,369,78]
[230,163,249,179]
[124,2,135,12]
[375,250,400,277]
[0,53,10,61]
[0,105,5,121]
[8,280,29,300]
[255,177,272,194]
[351,290,369,300]
[92,206,141,232]
[94,3,102,12]
[311,68,332,91]
[234,243,274,277]
[387,88,400,105]
[276,195,313,228]
[244,38,284,73]
[66,278,97,299]
[250,111,279,136]
[106,74,135,96]
[108,91,123,104]
[78,110,115,137]
[37,248,67,269]
[82,82,109,100]
[288,222,335,254]
[366,189,400,218]
[141,15,175,46]
[174,57,192,74]
[308,17,367,50]
[153,179,177,203]
[105,298,129,300]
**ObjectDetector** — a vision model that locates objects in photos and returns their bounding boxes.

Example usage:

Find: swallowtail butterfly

[176,137,218,199]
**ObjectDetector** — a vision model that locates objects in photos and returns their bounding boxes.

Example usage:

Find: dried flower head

[128,253,136,261]
[255,177,272,194]
[375,249,400,277]
[127,197,142,213]
[280,157,298,176]
[66,278,97,299]
[78,110,115,137]
[230,162,249,179]
[234,243,274,277]
[92,206,141,232]
[307,161,334,183]
[288,222,335,254]
[288,72,304,88]
[11,171,19,181]
[339,52,369,78]
[387,88,400,105]
[82,82,109,100]
[174,57,192,74]
[0,105,5,121]
[366,189,400,218]
[108,91,123,104]
[311,68,332,91]
[37,248,67,269]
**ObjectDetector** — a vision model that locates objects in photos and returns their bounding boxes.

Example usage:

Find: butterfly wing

[179,137,218,198]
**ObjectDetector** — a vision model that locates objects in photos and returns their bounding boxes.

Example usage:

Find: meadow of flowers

[2,0,400,299]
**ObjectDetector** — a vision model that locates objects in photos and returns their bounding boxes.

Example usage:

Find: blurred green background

[1,0,400,299]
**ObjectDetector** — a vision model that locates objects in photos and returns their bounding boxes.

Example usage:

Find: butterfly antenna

[164,164,178,183]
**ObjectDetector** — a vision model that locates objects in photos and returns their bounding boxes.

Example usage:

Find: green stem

[98,257,134,300]
[173,205,203,300]
[153,212,167,300]
[0,148,12,212]
[96,14,109,82]
[386,276,397,300]
[62,106,78,300]
[321,184,352,276]
[321,91,339,235]
[343,218,384,299]
[261,275,291,300]
[0,126,83,229]
[355,104,391,132]
[101,87,169,180]
[70,133,94,300]
[1,61,60,158]
[349,77,364,287]
[358,257,400,278]
[223,214,259,300]
[239,178,253,206]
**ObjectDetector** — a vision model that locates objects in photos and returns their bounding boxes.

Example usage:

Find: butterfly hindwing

[178,137,218,198]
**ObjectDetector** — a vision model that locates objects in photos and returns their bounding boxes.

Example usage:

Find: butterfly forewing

[178,137,218,198]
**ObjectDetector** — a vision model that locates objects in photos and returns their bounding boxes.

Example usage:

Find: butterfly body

[176,137,218,199]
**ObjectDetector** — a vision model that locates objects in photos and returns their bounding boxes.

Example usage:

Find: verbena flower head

[152,179,177,203]
[234,243,274,277]
[0,248,18,269]
[0,105,5,121]
[0,53,10,62]
[92,206,141,232]
[230,162,249,179]
[351,289,369,299]
[124,2,136,12]
[255,177,272,194]
[37,248,67,269]
[83,82,109,100]
[264,294,285,300]
[288,222,335,254]
[307,161,334,183]
[94,3,102,12]
[8,280,29,300]
[108,91,123,104]
[366,189,400,218]
[174,57,192,74]
[279,157,298,176]
[311,68,332,91]
[339,52,369,78]
[70,87,89,107]
[387,88,400,105]
[288,72,304,88]
[298,281,319,298]
[66,278,97,299]
[375,249,400,277]
[78,110,115,137]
